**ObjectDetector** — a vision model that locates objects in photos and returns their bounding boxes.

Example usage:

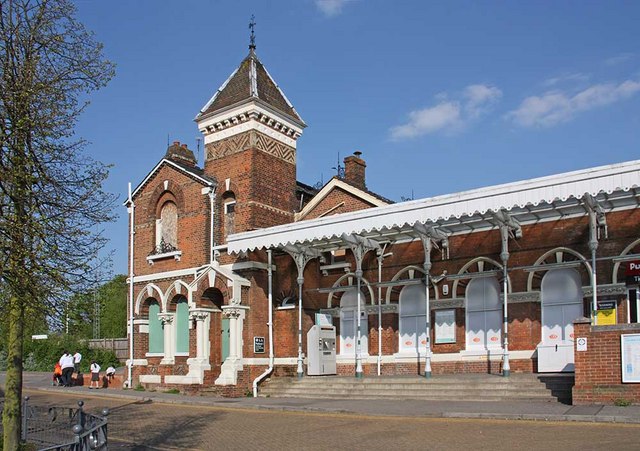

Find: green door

[221,317,230,363]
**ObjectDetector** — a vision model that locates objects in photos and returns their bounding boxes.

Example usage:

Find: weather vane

[249,15,256,50]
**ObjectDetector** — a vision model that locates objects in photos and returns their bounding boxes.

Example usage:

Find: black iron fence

[1,397,109,450]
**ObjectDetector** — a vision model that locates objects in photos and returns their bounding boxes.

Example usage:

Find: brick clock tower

[195,43,305,244]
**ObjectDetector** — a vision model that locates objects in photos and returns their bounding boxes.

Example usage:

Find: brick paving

[17,389,640,451]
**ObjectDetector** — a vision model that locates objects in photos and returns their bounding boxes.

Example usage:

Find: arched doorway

[537,268,583,372]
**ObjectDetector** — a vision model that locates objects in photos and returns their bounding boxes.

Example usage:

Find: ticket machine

[307,325,337,376]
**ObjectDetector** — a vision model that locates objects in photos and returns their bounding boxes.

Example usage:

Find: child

[105,366,116,383]
[52,362,62,386]
[89,360,101,389]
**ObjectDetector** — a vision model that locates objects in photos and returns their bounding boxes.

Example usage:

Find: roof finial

[249,15,256,51]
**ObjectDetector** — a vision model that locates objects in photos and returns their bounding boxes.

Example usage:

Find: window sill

[147,250,182,265]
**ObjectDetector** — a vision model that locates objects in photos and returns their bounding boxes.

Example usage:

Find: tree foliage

[0,1,115,448]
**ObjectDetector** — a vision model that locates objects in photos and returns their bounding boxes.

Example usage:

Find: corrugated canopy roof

[226,160,640,253]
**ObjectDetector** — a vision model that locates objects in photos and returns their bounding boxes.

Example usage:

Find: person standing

[89,360,101,389]
[59,351,75,387]
[73,350,82,374]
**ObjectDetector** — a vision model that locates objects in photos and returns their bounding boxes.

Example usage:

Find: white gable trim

[128,159,215,202]
[296,178,390,221]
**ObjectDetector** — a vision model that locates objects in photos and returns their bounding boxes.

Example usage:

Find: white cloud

[315,0,348,17]
[506,80,640,127]
[542,72,590,87]
[390,84,501,139]
[390,102,461,139]
[464,84,502,117]
[605,53,634,66]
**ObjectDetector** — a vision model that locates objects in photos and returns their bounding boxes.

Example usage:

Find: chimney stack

[165,141,197,167]
[343,151,366,190]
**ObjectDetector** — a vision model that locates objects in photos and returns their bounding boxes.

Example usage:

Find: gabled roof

[227,159,640,253]
[127,159,216,204]
[196,49,303,124]
[296,177,392,221]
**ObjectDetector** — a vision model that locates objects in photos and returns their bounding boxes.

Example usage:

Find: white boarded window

[541,268,582,344]
[465,277,502,350]
[339,289,368,355]
[399,284,427,353]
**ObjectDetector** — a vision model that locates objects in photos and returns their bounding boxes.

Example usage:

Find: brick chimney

[165,141,197,167]
[343,151,366,190]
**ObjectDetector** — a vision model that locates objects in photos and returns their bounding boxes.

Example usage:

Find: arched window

[222,191,236,237]
[175,297,189,354]
[156,201,178,251]
[465,277,501,350]
[541,268,582,344]
[148,300,164,354]
[339,289,368,355]
[399,284,427,354]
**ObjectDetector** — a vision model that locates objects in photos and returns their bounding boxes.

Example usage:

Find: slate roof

[197,50,303,124]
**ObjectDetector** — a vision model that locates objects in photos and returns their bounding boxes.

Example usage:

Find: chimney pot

[173,141,180,146]
[354,150,362,157]
[181,144,187,148]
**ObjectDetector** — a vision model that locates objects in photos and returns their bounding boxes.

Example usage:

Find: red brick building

[125,45,640,399]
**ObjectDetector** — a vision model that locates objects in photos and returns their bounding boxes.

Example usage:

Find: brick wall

[573,319,640,405]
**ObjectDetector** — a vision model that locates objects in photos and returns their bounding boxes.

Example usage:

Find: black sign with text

[254,336,265,354]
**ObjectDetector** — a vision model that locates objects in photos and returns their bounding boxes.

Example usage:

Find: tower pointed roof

[196,49,304,125]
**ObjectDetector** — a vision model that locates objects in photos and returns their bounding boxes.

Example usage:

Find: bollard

[21,396,30,443]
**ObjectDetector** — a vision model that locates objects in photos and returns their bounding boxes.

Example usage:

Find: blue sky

[73,0,640,275]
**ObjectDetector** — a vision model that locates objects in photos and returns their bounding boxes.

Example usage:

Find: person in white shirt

[89,361,101,389]
[105,366,116,383]
[58,351,75,387]
[73,351,82,373]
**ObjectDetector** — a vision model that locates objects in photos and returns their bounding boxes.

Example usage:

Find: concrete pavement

[9,372,640,424]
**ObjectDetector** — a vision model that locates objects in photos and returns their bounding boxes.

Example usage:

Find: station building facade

[126,46,640,396]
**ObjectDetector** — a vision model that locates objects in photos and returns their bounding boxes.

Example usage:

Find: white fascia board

[196,100,304,136]
[226,159,640,253]
[128,159,215,202]
[297,178,390,220]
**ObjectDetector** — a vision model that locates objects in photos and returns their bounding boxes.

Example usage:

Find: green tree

[98,274,127,338]
[0,1,115,448]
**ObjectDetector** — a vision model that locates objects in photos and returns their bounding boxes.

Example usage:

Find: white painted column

[500,225,511,377]
[159,313,175,365]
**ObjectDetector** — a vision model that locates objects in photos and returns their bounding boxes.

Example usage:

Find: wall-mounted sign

[596,298,617,325]
[435,309,456,344]
[625,261,640,285]
[576,337,587,352]
[254,336,265,354]
[316,312,333,326]
[621,334,640,383]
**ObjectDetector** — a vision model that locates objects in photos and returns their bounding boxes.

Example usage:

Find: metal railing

[19,396,109,451]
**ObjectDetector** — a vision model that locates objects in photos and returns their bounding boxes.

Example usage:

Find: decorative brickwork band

[206,130,295,164]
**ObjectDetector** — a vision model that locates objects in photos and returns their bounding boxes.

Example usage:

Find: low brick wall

[573,318,640,405]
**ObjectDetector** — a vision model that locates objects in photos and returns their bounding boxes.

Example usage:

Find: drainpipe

[500,225,510,377]
[127,183,135,389]
[377,248,392,376]
[208,186,216,264]
[253,249,274,397]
